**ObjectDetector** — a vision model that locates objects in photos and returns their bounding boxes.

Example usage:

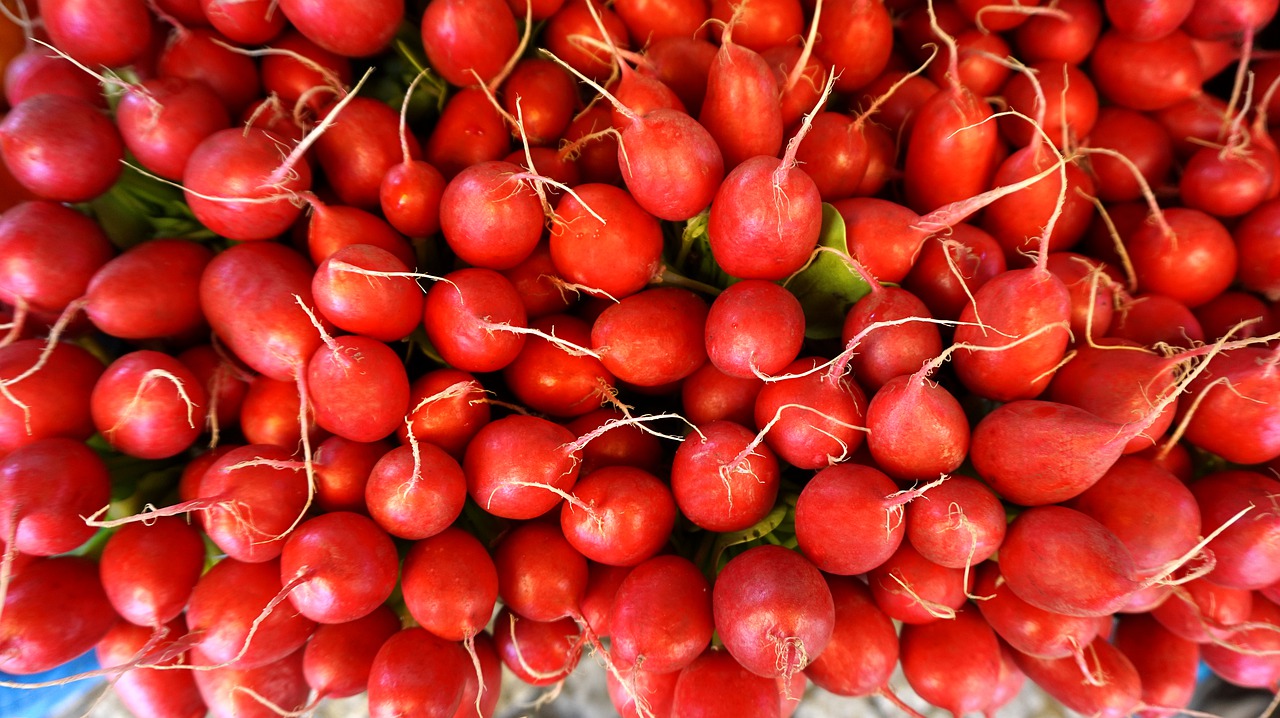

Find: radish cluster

[3,0,1280,717]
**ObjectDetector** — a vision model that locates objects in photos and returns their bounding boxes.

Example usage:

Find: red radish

[96,619,205,718]
[613,0,706,44]
[402,528,498,645]
[4,48,107,109]
[560,465,676,566]
[185,557,317,669]
[1178,346,1280,464]
[973,561,1107,662]
[39,0,152,68]
[0,93,123,202]
[367,628,469,718]
[92,350,207,459]
[1151,576,1253,644]
[453,631,502,718]
[1189,471,1280,590]
[672,649,783,718]
[753,357,867,469]
[814,0,894,93]
[680,362,763,428]
[114,76,232,181]
[1195,291,1277,342]
[591,288,709,387]
[192,646,309,718]
[306,333,410,444]
[464,415,581,520]
[805,575,900,698]
[424,268,529,374]
[543,0,629,83]
[239,375,325,449]
[310,435,387,514]
[200,242,326,382]
[504,314,615,417]
[399,369,491,458]
[158,28,261,117]
[494,520,589,623]
[1126,208,1237,308]
[868,541,970,624]
[698,15,783,170]
[607,665,679,718]
[312,245,424,342]
[634,36,717,116]
[839,280,942,393]
[494,607,583,687]
[982,147,1096,263]
[424,87,513,179]
[609,554,712,673]
[1014,0,1102,64]
[365,442,467,540]
[421,0,520,88]
[704,280,805,379]
[304,198,415,269]
[567,408,665,476]
[1089,29,1202,112]
[1113,612,1201,716]
[86,239,211,341]
[277,0,401,57]
[904,476,1005,569]
[899,604,1001,717]
[795,463,933,576]
[501,59,578,145]
[580,562,632,638]
[550,183,664,299]
[903,225,1008,320]
[182,127,311,242]
[502,240,577,319]
[278,512,398,624]
[1084,107,1176,203]
[1106,0,1195,41]
[301,606,401,702]
[671,420,780,533]
[0,339,103,456]
[1014,637,1144,718]
[195,444,310,563]
[201,0,284,45]
[1044,252,1115,341]
[0,201,114,317]
[865,365,970,483]
[1199,594,1280,689]
[712,545,833,684]
[0,556,117,674]
[314,97,419,210]
[1108,293,1206,349]
[1237,198,1280,302]
[99,517,206,627]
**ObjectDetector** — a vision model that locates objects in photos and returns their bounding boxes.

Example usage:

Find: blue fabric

[0,651,103,718]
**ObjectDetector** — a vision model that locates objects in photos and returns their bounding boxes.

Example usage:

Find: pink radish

[904,476,1006,570]
[91,350,207,459]
[868,541,971,624]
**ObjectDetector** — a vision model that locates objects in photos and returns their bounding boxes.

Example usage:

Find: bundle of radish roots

[4,0,1280,716]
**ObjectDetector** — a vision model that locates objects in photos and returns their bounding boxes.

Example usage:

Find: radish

[671,420,780,533]
[1188,471,1280,590]
[193,444,311,563]
[1089,29,1203,112]
[606,666,679,718]
[804,575,901,700]
[494,607,583,687]
[613,0,707,45]
[86,239,211,341]
[98,516,206,627]
[114,75,232,182]
[1014,636,1142,718]
[567,408,665,476]
[200,0,284,45]
[549,183,664,299]
[0,93,124,202]
[92,350,207,459]
[1126,208,1237,308]
[671,649,783,718]
[182,127,311,241]
[0,556,117,674]
[192,646,309,718]
[501,59,578,145]
[401,527,498,646]
[609,554,712,674]
[1113,612,1201,716]
[1237,199,1280,301]
[1084,107,1176,203]
[307,436,386,514]
[864,365,970,483]
[277,0,401,57]
[560,465,676,567]
[400,369,491,458]
[839,279,942,393]
[813,0,894,93]
[867,541,970,624]
[306,331,410,444]
[0,337,103,456]
[494,520,588,623]
[278,511,399,624]
[365,441,467,540]
[1199,594,1280,689]
[0,437,111,562]
[465,416,581,520]
[239,375,325,449]
[1177,345,1280,464]
[368,627,469,718]
[904,475,1005,570]
[3,48,106,109]
[425,87,513,179]
[158,27,261,117]
[580,562,632,638]
[421,0,520,88]
[899,604,1001,717]
[973,560,1108,664]
[313,96,418,210]
[0,201,114,320]
[97,619,205,718]
[704,280,805,379]
[185,556,317,670]
[1151,576,1254,644]
[591,287,709,387]
[902,225,1008,321]
[681,362,763,428]
[300,605,401,704]
[698,12,783,170]
[39,0,152,68]
[312,245,424,342]
[543,0,629,82]
[504,314,615,417]
[753,357,867,470]
[424,268,530,374]
[303,198,415,269]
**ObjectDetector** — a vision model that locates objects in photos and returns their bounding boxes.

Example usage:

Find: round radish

[92,350,208,459]
[609,554,712,674]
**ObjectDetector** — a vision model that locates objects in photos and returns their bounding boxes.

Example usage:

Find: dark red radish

[399,369,490,459]
[1151,576,1253,644]
[839,281,942,393]
[903,225,1008,320]
[494,608,583,687]
[1180,134,1277,219]
[704,280,805,379]
[306,334,410,444]
[899,604,1001,717]
[494,520,589,623]
[3,48,106,109]
[1014,0,1102,64]
[99,517,206,627]
[279,512,398,624]
[795,463,929,575]
[114,76,231,181]
[1014,636,1143,718]
[559,102,621,185]
[1113,612,1200,716]
[1044,252,1115,341]
[302,606,401,701]
[424,87,513,180]
[1084,107,1175,203]
[1067,457,1201,572]
[186,557,317,669]
[543,0,629,83]
[670,420,780,533]
[305,198,415,270]
[549,183,664,299]
[0,201,113,317]
[835,199,926,287]
[239,375,326,449]
[365,442,467,540]
[672,648,782,718]
[424,268,528,374]
[402,528,498,644]
[566,409,664,476]
[314,97,417,210]
[1154,94,1229,159]
[465,415,581,521]
[0,438,109,625]
[698,18,783,170]
[92,350,207,459]
[1089,29,1202,112]
[904,476,1005,570]
[1126,208,1237,308]
[920,25,1013,99]
[0,556,116,674]
[609,554,712,674]
[1188,471,1280,590]
[312,245,424,343]
[1199,594,1280,689]
[309,436,387,514]
[368,628,469,718]
[502,240,577,319]
[504,314,615,418]
[197,444,310,564]
[192,646,309,718]
[712,545,833,684]
[200,242,325,382]
[580,562,631,638]
[868,541,970,624]
[813,0,893,93]
[39,0,152,68]
[1179,347,1280,465]
[791,112,872,203]
[1195,292,1277,343]
[86,239,211,340]
[753,357,867,469]
[973,561,1107,662]
[613,0,705,44]
[707,0,801,52]
[158,28,261,117]
[421,0,520,88]
[560,465,676,567]
[591,288,708,387]
[865,368,970,483]
[805,575,899,698]
[97,619,205,718]
[1108,293,1205,349]
[502,59,578,145]
[681,362,763,428]
[0,339,103,456]
[277,0,400,57]
[0,93,123,202]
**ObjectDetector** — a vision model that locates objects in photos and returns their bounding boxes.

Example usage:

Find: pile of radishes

[2,0,1280,716]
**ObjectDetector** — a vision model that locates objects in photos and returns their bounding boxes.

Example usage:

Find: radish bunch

[3,0,1280,716]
